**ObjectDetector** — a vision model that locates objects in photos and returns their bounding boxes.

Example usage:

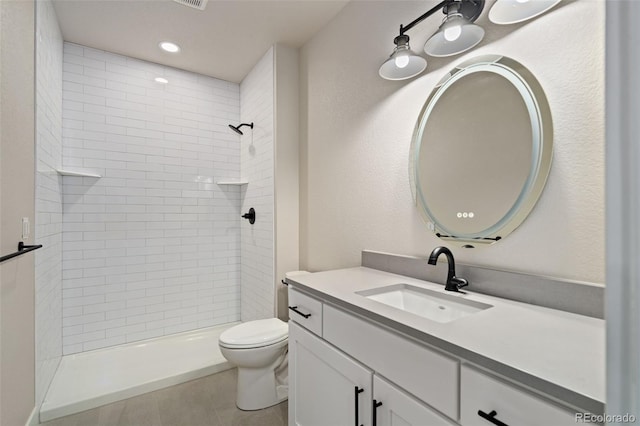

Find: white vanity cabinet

[288,289,457,426]
[288,287,584,426]
[288,320,454,426]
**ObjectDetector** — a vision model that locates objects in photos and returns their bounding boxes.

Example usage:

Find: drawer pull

[478,410,508,426]
[288,306,311,318]
[354,387,364,426]
[281,279,288,286]
[372,399,382,426]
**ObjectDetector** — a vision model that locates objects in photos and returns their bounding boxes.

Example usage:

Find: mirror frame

[410,55,553,246]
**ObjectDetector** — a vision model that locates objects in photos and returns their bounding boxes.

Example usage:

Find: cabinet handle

[354,387,364,426]
[288,306,311,318]
[372,399,382,426]
[478,410,508,426]
[281,279,288,286]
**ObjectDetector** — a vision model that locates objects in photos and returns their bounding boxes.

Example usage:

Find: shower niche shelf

[56,169,102,178]
[216,180,248,186]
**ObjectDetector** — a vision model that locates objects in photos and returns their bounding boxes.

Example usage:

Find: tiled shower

[59,42,242,354]
[34,0,277,412]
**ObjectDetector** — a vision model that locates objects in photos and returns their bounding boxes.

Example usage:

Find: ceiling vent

[173,0,208,11]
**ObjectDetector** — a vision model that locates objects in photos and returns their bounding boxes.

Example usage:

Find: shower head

[228,122,254,135]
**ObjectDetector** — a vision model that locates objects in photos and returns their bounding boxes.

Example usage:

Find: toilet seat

[219,318,288,349]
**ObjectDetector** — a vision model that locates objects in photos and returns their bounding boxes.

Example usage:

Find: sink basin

[356,283,492,323]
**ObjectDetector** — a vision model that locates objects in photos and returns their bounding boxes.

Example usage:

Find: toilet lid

[219,318,288,349]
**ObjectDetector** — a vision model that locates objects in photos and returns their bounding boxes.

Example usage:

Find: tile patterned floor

[41,369,287,426]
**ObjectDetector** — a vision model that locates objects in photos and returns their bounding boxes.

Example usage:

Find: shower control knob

[242,208,256,224]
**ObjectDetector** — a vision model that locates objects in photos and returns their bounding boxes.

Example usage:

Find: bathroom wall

[239,47,275,321]
[35,0,63,408]
[300,0,605,284]
[274,45,300,321]
[60,43,241,354]
[0,0,36,424]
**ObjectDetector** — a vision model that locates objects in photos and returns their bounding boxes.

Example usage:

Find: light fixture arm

[398,0,484,36]
[399,0,449,36]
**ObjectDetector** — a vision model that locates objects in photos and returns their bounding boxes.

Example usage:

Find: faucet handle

[450,276,469,290]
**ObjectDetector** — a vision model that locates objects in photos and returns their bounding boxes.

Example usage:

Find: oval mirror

[410,55,552,246]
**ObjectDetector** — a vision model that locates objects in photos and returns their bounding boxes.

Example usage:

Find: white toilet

[219,318,289,410]
[219,271,309,410]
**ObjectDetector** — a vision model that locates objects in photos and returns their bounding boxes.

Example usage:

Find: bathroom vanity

[286,267,604,426]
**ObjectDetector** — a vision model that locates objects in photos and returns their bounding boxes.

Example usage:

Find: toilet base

[236,366,288,411]
[218,319,290,411]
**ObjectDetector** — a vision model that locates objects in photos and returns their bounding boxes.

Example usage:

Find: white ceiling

[52,0,350,83]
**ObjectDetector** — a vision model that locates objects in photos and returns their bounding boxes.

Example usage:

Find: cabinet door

[289,321,372,426]
[373,376,456,426]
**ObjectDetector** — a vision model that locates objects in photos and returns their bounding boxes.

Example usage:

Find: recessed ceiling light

[159,41,180,53]
[154,77,169,84]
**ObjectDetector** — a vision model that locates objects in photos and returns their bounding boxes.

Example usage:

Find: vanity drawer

[460,365,576,426]
[323,304,459,420]
[288,288,323,336]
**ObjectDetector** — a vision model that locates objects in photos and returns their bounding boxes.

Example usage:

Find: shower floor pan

[40,322,238,422]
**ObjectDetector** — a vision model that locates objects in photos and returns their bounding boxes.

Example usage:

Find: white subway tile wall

[35,0,64,406]
[240,47,275,321]
[61,43,242,354]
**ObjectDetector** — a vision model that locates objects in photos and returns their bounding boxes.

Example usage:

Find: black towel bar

[0,242,43,264]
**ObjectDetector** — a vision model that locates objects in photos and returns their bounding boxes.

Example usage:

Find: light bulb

[395,54,410,68]
[159,41,180,53]
[444,24,462,42]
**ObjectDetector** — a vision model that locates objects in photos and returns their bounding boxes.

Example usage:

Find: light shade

[379,35,427,80]
[424,15,485,57]
[489,0,562,25]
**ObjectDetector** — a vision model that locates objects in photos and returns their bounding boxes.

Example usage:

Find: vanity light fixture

[489,0,561,25]
[379,0,485,80]
[154,77,169,84]
[379,0,561,80]
[159,41,181,53]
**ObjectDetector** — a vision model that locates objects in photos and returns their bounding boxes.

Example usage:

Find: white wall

[274,45,300,321]
[300,0,605,284]
[240,47,275,321]
[35,0,63,408]
[0,0,36,424]
[61,43,241,354]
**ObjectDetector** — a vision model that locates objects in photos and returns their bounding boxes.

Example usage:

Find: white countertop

[287,266,605,413]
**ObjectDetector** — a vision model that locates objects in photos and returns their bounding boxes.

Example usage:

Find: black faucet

[427,246,469,292]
